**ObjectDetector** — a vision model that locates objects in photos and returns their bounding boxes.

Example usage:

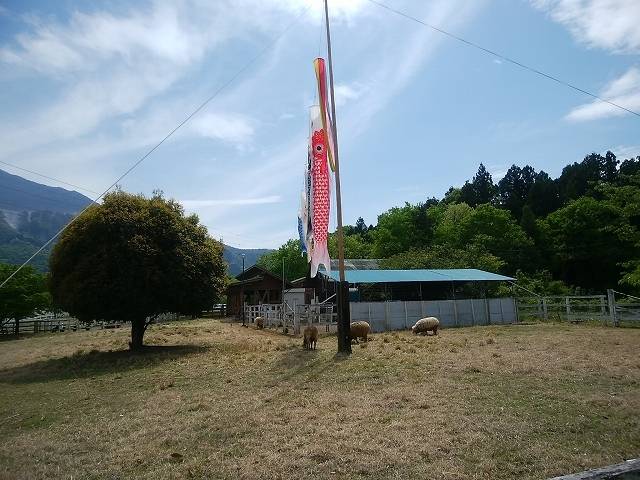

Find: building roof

[327,259,381,270]
[227,264,292,291]
[323,268,514,284]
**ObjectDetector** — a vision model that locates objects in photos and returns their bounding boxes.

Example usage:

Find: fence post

[485,298,490,325]
[453,299,459,327]
[607,289,618,327]
[385,301,390,331]
[470,300,476,326]
[542,298,548,320]
[565,297,571,322]
[404,301,408,329]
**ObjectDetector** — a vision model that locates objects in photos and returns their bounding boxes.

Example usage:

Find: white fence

[242,298,516,334]
[516,290,640,326]
[243,303,337,334]
[349,298,516,333]
[516,295,609,323]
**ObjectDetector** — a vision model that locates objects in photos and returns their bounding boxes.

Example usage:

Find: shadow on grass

[0,344,208,385]
[270,343,352,385]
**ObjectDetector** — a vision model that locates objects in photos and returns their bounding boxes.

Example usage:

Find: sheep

[255,316,264,329]
[350,321,370,343]
[411,317,440,336]
[303,325,318,350]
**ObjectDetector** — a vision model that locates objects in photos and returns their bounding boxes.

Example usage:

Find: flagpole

[323,0,351,354]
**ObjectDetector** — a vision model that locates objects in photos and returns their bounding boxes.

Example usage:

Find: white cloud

[190,113,255,143]
[340,1,488,137]
[532,0,640,53]
[566,67,640,121]
[613,145,640,159]
[334,82,367,107]
[0,0,487,250]
[181,196,281,208]
[274,0,368,24]
[278,112,296,121]
[491,169,508,180]
[0,3,210,74]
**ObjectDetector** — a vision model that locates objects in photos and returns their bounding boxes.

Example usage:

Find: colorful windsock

[313,58,336,172]
[309,105,331,277]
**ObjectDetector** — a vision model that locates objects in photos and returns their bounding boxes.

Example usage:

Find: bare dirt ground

[1,319,638,479]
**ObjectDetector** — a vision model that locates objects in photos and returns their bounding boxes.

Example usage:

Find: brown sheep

[350,321,370,343]
[412,317,440,336]
[303,325,318,350]
[255,316,264,329]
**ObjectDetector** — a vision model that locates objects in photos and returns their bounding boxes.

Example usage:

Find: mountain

[223,244,273,276]
[0,169,94,271]
[0,169,93,215]
[0,168,271,273]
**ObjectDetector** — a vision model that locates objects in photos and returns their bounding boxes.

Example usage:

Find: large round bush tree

[49,191,226,350]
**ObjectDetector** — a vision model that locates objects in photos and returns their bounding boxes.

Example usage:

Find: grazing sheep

[303,325,318,350]
[350,321,370,343]
[255,316,264,329]
[412,317,440,336]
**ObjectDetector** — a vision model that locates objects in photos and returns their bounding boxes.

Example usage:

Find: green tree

[354,217,368,236]
[0,263,50,335]
[459,163,498,207]
[544,196,637,291]
[329,232,372,259]
[620,260,640,291]
[618,156,640,179]
[380,244,504,272]
[510,270,570,296]
[257,239,308,282]
[49,191,226,350]
[433,203,533,273]
[498,165,536,219]
[519,205,537,238]
[371,202,435,257]
[557,151,619,202]
[526,170,561,217]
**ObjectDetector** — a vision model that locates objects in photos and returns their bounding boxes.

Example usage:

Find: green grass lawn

[1,320,639,479]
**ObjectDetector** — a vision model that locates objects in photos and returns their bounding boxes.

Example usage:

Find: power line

[0,5,311,289]
[0,160,100,195]
[365,0,640,119]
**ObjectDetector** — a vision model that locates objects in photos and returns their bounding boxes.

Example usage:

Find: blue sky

[0,0,638,249]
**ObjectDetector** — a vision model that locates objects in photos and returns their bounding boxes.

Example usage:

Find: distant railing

[515,290,640,326]
[516,295,609,324]
[242,303,337,334]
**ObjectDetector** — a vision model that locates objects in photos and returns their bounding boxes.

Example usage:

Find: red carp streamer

[309,106,331,277]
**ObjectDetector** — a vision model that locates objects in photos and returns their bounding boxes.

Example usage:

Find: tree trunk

[130,319,145,350]
[337,280,352,354]
[14,318,19,337]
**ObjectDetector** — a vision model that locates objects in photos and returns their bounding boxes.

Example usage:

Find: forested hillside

[0,168,270,274]
[0,169,93,270]
[260,151,640,295]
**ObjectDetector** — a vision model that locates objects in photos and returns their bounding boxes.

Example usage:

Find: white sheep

[411,317,440,336]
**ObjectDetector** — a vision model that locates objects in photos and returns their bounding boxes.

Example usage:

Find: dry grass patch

[0,321,639,479]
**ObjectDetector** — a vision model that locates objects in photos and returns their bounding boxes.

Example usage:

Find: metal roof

[323,269,514,284]
[328,259,381,270]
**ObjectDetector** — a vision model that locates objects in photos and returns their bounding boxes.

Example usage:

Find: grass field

[1,319,639,479]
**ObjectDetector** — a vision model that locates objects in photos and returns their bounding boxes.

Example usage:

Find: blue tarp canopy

[323,269,514,284]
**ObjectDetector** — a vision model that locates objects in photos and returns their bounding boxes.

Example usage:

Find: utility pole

[241,253,246,327]
[323,0,351,354]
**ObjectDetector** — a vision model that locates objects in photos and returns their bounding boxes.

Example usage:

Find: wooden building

[226,265,291,318]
